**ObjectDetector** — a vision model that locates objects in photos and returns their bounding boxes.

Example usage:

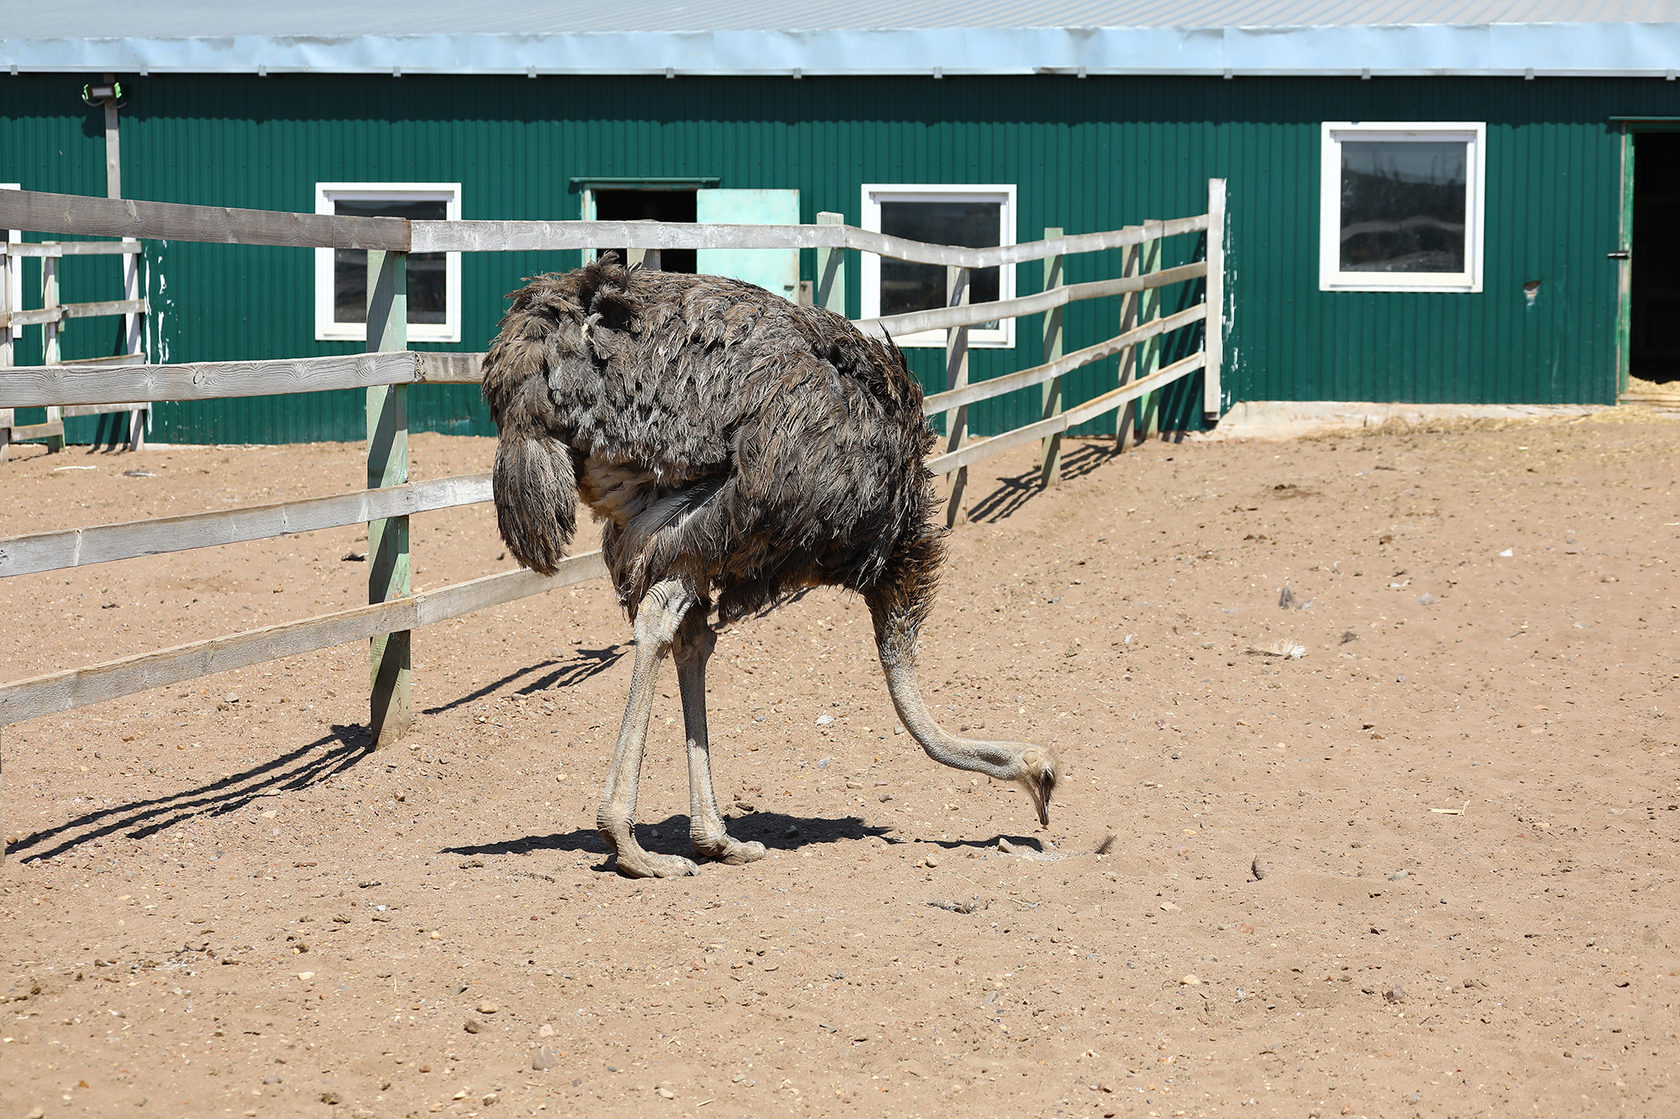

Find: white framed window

[1321,123,1485,293]
[314,182,461,342]
[861,184,1016,347]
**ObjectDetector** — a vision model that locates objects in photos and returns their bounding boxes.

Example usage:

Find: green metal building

[4,2,1678,444]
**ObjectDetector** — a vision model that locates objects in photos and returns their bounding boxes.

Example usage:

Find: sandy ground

[2,412,1678,1119]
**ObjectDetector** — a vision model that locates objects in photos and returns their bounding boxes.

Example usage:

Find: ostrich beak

[1016,747,1058,828]
[1024,771,1053,827]
[1031,781,1051,827]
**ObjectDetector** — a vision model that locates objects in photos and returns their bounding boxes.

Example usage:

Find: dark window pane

[591,188,698,274]
[880,199,1002,327]
[1339,141,1467,274]
[332,197,450,324]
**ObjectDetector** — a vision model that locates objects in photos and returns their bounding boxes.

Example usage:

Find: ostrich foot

[602,832,701,879]
[693,830,767,865]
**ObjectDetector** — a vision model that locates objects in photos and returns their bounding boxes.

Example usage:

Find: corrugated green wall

[4,73,1673,444]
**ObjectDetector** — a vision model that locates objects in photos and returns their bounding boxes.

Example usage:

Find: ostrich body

[482,257,1057,877]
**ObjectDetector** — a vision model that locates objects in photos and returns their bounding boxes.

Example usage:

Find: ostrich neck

[875,638,1022,780]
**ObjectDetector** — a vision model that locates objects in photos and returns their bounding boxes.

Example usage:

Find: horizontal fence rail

[4,241,143,257]
[0,298,148,331]
[0,181,1227,775]
[410,215,1208,269]
[0,551,607,728]
[922,303,1208,415]
[860,260,1208,340]
[0,352,422,408]
[0,189,409,250]
[927,351,1206,475]
[2,189,1202,270]
[0,473,490,577]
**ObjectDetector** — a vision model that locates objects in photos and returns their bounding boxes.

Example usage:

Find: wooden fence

[0,230,149,460]
[0,181,1225,841]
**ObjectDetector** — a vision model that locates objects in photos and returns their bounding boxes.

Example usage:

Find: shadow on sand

[444,810,895,874]
[422,643,629,715]
[4,725,375,864]
[965,439,1135,524]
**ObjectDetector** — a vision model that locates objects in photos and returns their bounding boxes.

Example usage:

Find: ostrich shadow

[3,725,375,863]
[422,643,628,714]
[444,810,895,873]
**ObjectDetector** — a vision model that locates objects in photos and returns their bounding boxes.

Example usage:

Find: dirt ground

[2,410,1678,1119]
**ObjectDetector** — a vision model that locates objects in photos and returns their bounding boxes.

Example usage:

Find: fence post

[1,240,11,464]
[124,242,147,451]
[815,212,845,316]
[627,220,660,271]
[1204,179,1227,420]
[943,266,970,529]
[1135,229,1162,441]
[1038,227,1065,486]
[102,82,147,448]
[39,250,65,453]
[0,240,10,366]
[1117,230,1161,449]
[1116,240,1140,450]
[122,238,147,451]
[366,249,411,745]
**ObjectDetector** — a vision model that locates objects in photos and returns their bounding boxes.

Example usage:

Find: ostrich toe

[608,840,701,879]
[693,830,766,864]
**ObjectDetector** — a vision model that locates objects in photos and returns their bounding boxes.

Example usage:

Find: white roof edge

[4,23,1680,78]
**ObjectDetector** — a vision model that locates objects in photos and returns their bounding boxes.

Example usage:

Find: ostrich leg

[597,578,702,878]
[673,614,768,864]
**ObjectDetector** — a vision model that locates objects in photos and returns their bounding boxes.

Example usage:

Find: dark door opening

[1630,133,1680,384]
[593,188,697,273]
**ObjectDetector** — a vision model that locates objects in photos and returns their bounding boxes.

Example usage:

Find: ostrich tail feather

[492,428,578,577]
[481,268,599,577]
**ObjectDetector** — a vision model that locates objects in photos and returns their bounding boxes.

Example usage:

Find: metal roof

[5,0,1680,77]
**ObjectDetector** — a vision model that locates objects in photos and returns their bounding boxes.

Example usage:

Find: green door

[696,188,800,301]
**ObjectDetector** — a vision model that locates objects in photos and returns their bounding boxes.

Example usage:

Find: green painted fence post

[943,266,970,529]
[816,212,845,317]
[1135,231,1162,441]
[1117,231,1161,448]
[1038,227,1064,486]
[1116,239,1141,450]
[366,249,411,745]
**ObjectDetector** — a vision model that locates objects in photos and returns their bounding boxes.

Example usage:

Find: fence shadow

[4,724,375,863]
[965,439,1129,524]
[422,643,628,715]
[444,809,894,873]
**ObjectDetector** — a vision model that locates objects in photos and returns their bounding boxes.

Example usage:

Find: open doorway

[576,181,803,300]
[591,188,697,273]
[1630,132,1680,385]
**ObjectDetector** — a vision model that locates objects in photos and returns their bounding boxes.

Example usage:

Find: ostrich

[481,255,1058,878]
